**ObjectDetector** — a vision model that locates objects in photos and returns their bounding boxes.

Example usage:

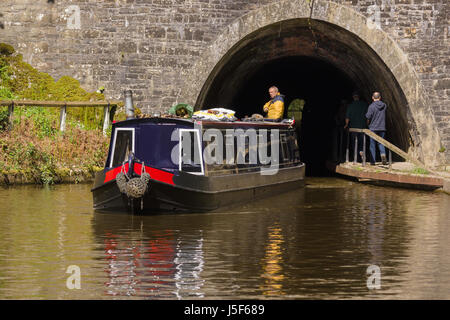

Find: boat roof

[113,117,294,129]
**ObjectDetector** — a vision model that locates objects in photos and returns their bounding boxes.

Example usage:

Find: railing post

[354,133,357,164]
[362,133,366,167]
[345,129,349,163]
[59,103,67,132]
[389,149,392,169]
[8,101,14,130]
[102,103,110,136]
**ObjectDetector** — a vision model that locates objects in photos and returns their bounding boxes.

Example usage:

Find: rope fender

[116,161,151,199]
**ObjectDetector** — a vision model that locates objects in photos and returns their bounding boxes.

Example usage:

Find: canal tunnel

[196,19,412,176]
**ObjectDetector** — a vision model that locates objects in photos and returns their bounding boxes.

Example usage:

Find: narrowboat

[91,117,305,213]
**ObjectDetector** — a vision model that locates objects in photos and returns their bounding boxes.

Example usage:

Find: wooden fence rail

[0,100,122,135]
[348,128,431,172]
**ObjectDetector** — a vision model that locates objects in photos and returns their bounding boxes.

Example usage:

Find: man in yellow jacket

[263,86,285,120]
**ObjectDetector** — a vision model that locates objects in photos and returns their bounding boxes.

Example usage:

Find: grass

[410,167,430,175]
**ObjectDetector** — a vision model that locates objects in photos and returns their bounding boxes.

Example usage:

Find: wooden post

[102,103,110,136]
[59,103,67,132]
[354,134,357,164]
[8,101,14,130]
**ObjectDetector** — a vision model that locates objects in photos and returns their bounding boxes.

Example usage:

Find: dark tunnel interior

[198,19,411,176]
[230,56,356,176]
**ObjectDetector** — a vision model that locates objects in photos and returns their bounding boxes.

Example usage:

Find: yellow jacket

[263,93,284,119]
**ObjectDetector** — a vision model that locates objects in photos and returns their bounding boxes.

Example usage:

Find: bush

[0,44,115,130]
[0,108,9,131]
[21,107,57,138]
[0,87,15,99]
[0,43,15,56]
[0,44,113,185]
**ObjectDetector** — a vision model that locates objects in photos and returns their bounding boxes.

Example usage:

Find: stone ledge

[0,168,101,186]
[327,161,445,191]
[443,179,450,195]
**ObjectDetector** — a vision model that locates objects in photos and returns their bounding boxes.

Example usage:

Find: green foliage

[0,113,110,185]
[8,141,57,184]
[0,43,113,130]
[0,55,16,100]
[38,155,57,185]
[411,167,430,175]
[0,87,15,99]
[2,53,54,101]
[169,103,193,118]
[0,108,8,131]
[0,44,113,185]
[20,107,57,138]
[0,43,15,56]
[439,146,446,153]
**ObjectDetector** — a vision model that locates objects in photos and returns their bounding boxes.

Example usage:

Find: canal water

[0,178,448,299]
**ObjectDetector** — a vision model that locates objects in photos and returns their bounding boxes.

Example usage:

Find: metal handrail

[346,128,428,170]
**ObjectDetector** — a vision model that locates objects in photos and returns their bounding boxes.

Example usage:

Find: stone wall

[0,0,449,164]
[1,0,270,109]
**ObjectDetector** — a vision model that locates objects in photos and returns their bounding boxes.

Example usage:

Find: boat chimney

[124,90,135,120]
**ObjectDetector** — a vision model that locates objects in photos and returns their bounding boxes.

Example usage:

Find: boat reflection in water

[97,214,205,299]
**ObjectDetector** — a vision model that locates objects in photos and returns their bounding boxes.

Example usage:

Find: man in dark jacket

[344,92,368,161]
[366,92,387,165]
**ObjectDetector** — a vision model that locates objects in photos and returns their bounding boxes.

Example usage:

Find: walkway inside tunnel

[197,19,412,176]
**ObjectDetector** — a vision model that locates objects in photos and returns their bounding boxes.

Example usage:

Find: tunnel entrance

[196,19,412,176]
[232,56,355,176]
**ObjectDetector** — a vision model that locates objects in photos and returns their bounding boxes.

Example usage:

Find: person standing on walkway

[343,92,368,162]
[366,92,387,165]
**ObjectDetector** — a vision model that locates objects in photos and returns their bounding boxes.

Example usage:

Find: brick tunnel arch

[178,0,443,168]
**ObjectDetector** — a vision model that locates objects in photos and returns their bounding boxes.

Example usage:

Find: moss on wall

[0,43,120,129]
[0,43,114,185]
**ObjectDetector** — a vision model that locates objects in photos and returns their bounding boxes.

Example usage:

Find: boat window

[280,133,289,162]
[202,127,302,176]
[288,131,301,162]
[110,128,134,168]
[179,129,204,175]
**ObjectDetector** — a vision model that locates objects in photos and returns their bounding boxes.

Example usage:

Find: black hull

[92,164,305,214]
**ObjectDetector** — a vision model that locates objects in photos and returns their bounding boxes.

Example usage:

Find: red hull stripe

[104,163,174,185]
[104,163,129,183]
[134,163,174,185]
